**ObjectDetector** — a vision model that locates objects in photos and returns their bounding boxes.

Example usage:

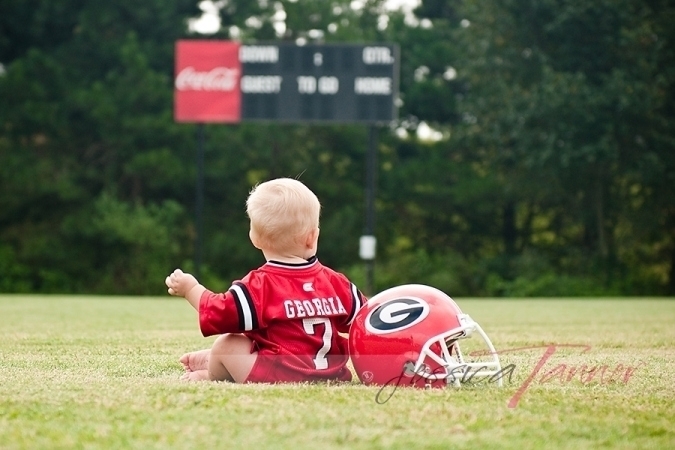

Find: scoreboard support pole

[364,126,378,296]
[195,123,205,280]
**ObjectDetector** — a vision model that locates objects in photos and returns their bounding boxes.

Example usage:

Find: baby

[165,178,366,383]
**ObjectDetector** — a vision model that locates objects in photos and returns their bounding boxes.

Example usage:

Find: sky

[189,0,421,35]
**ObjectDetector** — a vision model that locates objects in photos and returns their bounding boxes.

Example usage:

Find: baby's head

[246,178,321,256]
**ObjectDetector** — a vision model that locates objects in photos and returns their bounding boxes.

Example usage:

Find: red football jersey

[198,256,366,382]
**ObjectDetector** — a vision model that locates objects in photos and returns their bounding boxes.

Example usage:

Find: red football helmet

[349,284,502,388]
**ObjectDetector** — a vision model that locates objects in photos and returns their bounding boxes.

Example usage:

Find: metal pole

[364,125,378,295]
[195,123,205,280]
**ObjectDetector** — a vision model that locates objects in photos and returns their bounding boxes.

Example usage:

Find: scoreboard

[174,41,399,124]
[240,43,399,123]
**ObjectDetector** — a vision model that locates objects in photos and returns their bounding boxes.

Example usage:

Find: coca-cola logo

[175,66,240,92]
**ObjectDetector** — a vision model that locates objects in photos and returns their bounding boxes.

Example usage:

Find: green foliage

[392,0,675,295]
[0,244,32,292]
[0,0,673,295]
[84,192,187,294]
[0,0,197,294]
[482,250,622,297]
[345,249,468,296]
[485,272,617,297]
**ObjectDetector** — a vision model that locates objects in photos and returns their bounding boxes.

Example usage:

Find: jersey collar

[265,255,318,269]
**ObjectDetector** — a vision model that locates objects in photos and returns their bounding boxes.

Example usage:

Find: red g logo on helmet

[365,298,430,334]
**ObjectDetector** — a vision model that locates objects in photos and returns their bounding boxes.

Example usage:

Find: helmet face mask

[349,284,502,388]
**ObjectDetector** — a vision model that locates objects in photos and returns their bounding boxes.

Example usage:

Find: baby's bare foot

[180,369,210,381]
[179,349,210,372]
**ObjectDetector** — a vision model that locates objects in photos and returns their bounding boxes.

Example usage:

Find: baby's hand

[165,269,199,297]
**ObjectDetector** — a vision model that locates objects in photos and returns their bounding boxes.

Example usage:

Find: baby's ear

[249,229,262,249]
[305,227,320,248]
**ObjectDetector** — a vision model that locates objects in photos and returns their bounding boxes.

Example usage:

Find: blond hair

[246,178,321,253]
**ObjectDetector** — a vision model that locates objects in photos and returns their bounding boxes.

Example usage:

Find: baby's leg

[207,334,257,382]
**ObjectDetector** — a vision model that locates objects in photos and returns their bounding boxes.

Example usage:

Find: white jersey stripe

[346,282,362,326]
[231,284,254,331]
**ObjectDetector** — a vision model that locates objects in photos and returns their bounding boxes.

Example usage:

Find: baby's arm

[165,269,206,310]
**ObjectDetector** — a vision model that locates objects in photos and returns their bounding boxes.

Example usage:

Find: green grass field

[1,295,673,449]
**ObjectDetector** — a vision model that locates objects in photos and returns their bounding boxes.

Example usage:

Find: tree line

[1,0,673,296]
